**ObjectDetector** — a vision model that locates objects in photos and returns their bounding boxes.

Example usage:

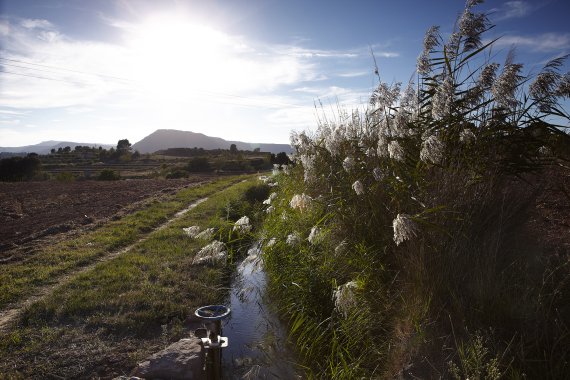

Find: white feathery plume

[193,240,227,265]
[286,232,301,247]
[195,227,215,241]
[393,214,418,245]
[233,216,251,233]
[388,141,405,162]
[352,180,365,195]
[420,135,444,164]
[333,280,359,318]
[183,226,201,238]
[290,193,312,211]
[342,156,355,172]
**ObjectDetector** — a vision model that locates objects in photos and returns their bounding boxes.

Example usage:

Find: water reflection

[222,247,303,379]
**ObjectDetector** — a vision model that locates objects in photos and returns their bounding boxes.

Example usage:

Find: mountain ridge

[0,141,114,155]
[131,129,292,154]
[1,129,292,155]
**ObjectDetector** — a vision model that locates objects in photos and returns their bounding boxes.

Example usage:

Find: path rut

[0,197,208,333]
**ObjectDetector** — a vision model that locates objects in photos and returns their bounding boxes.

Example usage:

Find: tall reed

[260,0,570,378]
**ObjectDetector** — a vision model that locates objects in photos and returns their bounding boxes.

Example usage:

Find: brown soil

[0,175,216,259]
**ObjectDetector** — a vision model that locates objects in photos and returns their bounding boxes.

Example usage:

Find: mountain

[0,141,114,155]
[132,129,292,154]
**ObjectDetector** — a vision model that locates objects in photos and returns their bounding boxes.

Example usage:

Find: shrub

[186,157,212,172]
[219,160,251,172]
[97,169,120,181]
[165,169,188,179]
[55,172,75,182]
[244,184,271,204]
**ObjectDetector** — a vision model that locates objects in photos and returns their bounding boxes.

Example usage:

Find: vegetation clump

[260,1,570,378]
[97,169,120,180]
[0,154,42,181]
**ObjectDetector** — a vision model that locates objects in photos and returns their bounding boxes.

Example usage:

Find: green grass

[0,176,265,378]
[0,175,246,310]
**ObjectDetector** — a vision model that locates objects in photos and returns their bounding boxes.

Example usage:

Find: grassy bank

[0,176,246,310]
[0,176,269,378]
[259,1,570,378]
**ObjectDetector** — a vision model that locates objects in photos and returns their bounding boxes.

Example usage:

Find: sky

[1,0,569,147]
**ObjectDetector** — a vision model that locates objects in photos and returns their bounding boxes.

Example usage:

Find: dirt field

[0,176,216,257]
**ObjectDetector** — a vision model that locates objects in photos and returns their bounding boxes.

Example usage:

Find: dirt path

[0,197,208,333]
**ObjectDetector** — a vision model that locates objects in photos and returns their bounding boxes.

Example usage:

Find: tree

[0,156,41,181]
[117,139,132,153]
[63,146,71,153]
[230,144,238,154]
[50,148,56,154]
[272,152,292,165]
[187,157,212,172]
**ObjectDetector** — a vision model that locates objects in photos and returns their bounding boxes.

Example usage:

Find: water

[221,247,303,379]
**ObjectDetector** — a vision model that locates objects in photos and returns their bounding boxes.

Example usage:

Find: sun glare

[127,14,232,96]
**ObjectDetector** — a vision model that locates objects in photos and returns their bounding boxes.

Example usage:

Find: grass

[0,176,266,378]
[0,175,245,310]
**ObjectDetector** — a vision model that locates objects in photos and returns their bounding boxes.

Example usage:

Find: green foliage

[0,155,42,181]
[219,160,251,172]
[97,169,120,181]
[186,157,212,172]
[448,334,502,380]
[116,139,132,152]
[271,151,292,166]
[244,184,271,204]
[165,169,188,179]
[55,171,75,182]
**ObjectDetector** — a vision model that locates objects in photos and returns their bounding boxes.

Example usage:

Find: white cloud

[376,52,400,58]
[338,71,368,78]
[492,33,570,52]
[503,1,532,19]
[0,109,25,115]
[21,18,54,29]
[0,15,323,109]
[0,119,21,125]
[0,14,391,146]
[490,1,536,21]
[0,20,10,36]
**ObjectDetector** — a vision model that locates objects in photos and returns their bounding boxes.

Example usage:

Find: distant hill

[132,129,292,154]
[0,141,114,156]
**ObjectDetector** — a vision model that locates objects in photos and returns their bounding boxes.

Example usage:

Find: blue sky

[1,0,569,147]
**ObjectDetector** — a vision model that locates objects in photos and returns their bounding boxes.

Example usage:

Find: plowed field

[0,176,216,257]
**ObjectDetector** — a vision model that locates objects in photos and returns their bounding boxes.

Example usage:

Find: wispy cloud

[490,1,534,21]
[337,71,369,78]
[277,46,360,59]
[0,109,26,115]
[0,15,319,110]
[20,18,54,29]
[277,45,399,60]
[1,14,389,146]
[492,33,570,52]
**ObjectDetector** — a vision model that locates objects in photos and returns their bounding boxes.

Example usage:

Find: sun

[126,14,232,97]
